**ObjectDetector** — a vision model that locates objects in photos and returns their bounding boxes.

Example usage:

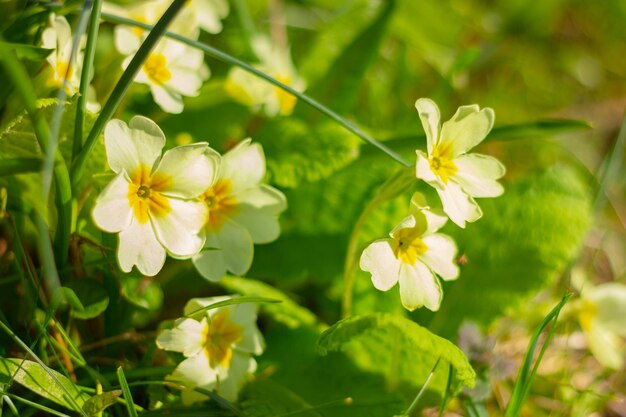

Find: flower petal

[586,283,626,338]
[439,105,494,157]
[154,143,217,198]
[215,352,256,402]
[436,182,482,228]
[170,351,216,388]
[398,262,442,312]
[156,318,206,357]
[150,84,184,114]
[229,303,265,355]
[415,98,440,154]
[586,321,624,369]
[360,239,401,291]
[220,139,265,193]
[452,153,505,198]
[150,198,207,258]
[231,185,286,243]
[118,218,166,276]
[416,150,443,189]
[92,172,133,233]
[192,246,228,282]
[104,117,165,175]
[421,234,459,280]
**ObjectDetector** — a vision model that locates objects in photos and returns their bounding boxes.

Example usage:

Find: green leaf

[219,276,319,329]
[257,118,360,188]
[317,314,475,395]
[239,379,323,417]
[0,358,90,411]
[0,42,51,62]
[0,157,42,176]
[120,275,163,311]
[117,367,138,417]
[82,390,122,416]
[429,167,592,337]
[65,280,109,320]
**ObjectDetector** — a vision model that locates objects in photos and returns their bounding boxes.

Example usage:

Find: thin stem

[406,357,441,417]
[593,112,626,215]
[100,13,411,168]
[71,0,188,187]
[0,392,71,417]
[73,0,103,162]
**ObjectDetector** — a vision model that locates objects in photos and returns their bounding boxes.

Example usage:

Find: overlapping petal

[118,219,166,276]
[104,117,165,175]
[398,262,442,312]
[360,240,401,291]
[92,172,133,233]
[151,198,207,258]
[155,143,217,198]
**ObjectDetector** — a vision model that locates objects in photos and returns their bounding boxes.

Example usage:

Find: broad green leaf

[0,42,51,62]
[0,157,42,176]
[219,276,319,329]
[428,167,592,337]
[239,379,323,417]
[317,313,475,395]
[0,358,90,411]
[257,118,360,188]
[82,390,122,416]
[65,280,109,320]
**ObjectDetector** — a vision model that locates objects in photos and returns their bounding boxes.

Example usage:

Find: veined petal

[215,352,256,402]
[452,153,505,198]
[156,318,206,357]
[92,172,133,233]
[415,98,440,154]
[360,239,401,291]
[215,219,254,275]
[421,234,459,281]
[398,262,442,312]
[118,218,166,276]
[192,246,228,282]
[151,198,207,258]
[151,84,184,114]
[220,139,265,193]
[231,185,287,243]
[154,143,216,198]
[439,105,494,157]
[170,351,216,388]
[416,150,443,189]
[436,182,482,228]
[104,117,165,175]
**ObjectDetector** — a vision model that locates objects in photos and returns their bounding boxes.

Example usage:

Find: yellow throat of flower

[127,164,172,224]
[274,73,297,115]
[392,227,428,265]
[201,179,238,231]
[56,60,73,82]
[202,310,243,368]
[429,142,458,184]
[143,53,172,85]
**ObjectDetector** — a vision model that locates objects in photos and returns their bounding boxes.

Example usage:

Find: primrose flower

[123,37,209,114]
[414,98,505,228]
[92,116,216,276]
[192,139,287,282]
[360,194,459,311]
[226,36,305,117]
[576,283,626,369]
[156,296,264,403]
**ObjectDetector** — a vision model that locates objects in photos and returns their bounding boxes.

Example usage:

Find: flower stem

[100,12,412,168]
[71,0,188,187]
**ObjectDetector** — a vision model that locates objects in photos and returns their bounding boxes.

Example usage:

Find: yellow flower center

[429,142,457,184]
[274,73,297,115]
[56,60,72,81]
[131,16,149,36]
[127,164,172,224]
[578,299,598,332]
[202,310,243,368]
[143,53,172,85]
[392,227,428,264]
[201,179,238,231]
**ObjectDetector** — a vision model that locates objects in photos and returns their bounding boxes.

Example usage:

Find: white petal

[170,352,217,388]
[151,199,207,258]
[193,0,229,33]
[439,105,494,157]
[452,153,505,198]
[183,295,231,317]
[154,143,216,198]
[104,117,165,174]
[156,318,206,357]
[151,84,184,114]
[436,182,482,228]
[118,218,166,276]
[228,303,264,355]
[114,26,141,55]
[398,262,442,312]
[586,283,626,337]
[586,321,624,369]
[92,172,133,233]
[231,185,286,243]
[219,139,265,193]
[192,246,228,282]
[193,220,253,280]
[409,195,448,234]
[415,98,441,154]
[416,150,443,189]
[360,240,401,291]
[215,352,255,402]
[421,234,459,280]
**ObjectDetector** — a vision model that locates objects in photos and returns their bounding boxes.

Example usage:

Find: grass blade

[184,296,281,318]
[116,367,138,417]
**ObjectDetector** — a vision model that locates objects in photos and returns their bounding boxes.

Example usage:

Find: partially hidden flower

[41,14,100,111]
[92,116,216,276]
[156,296,264,403]
[192,139,287,281]
[414,98,505,228]
[124,37,209,114]
[359,193,459,311]
[225,36,305,117]
[576,282,626,369]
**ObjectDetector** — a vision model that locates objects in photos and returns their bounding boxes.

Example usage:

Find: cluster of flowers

[360,98,506,312]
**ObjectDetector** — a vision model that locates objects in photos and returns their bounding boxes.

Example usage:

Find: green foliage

[0,358,90,411]
[429,167,592,337]
[120,275,164,312]
[82,390,122,416]
[240,379,322,417]
[64,280,109,320]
